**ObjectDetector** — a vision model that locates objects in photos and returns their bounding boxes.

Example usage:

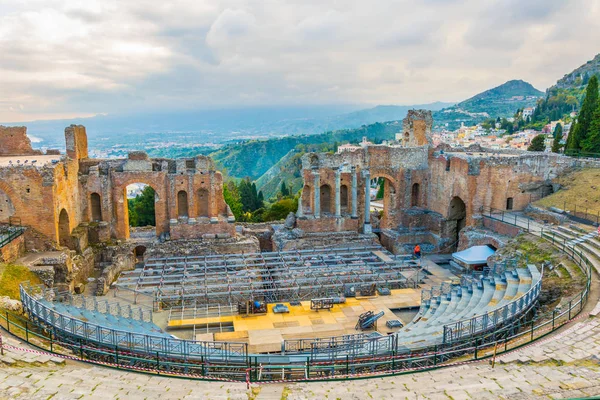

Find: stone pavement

[2,310,600,400]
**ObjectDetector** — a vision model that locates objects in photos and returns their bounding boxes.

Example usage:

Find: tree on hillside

[128,186,156,227]
[567,75,599,151]
[582,102,600,153]
[223,181,243,220]
[551,123,563,153]
[280,182,289,197]
[528,134,546,152]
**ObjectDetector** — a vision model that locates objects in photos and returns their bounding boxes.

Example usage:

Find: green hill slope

[210,121,400,180]
[524,54,600,128]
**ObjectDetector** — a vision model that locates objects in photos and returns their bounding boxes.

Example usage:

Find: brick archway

[0,181,22,224]
[369,174,398,230]
[446,196,467,251]
[114,177,166,240]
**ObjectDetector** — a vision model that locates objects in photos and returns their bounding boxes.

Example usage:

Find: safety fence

[559,202,600,226]
[44,288,154,322]
[564,148,600,159]
[0,225,26,249]
[1,214,592,383]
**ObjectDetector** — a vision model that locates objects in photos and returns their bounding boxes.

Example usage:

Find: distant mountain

[456,80,543,112]
[2,102,452,153]
[432,80,543,129]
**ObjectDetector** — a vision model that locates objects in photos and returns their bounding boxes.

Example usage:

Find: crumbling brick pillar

[334,168,341,218]
[351,166,358,219]
[313,168,320,218]
[363,168,371,233]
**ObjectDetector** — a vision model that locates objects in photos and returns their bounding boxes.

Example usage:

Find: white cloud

[0,0,599,122]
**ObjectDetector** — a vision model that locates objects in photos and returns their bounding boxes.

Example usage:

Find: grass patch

[0,263,43,299]
[535,168,600,213]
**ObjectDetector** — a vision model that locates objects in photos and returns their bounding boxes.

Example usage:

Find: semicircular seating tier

[19,263,541,361]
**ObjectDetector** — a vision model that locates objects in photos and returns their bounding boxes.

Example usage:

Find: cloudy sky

[1,0,599,122]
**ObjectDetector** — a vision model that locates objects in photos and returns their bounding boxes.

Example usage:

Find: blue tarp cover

[452,245,496,265]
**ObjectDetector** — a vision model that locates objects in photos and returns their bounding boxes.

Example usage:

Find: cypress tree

[567,75,599,151]
[551,123,563,153]
[280,182,289,197]
[251,182,259,210]
[582,103,600,153]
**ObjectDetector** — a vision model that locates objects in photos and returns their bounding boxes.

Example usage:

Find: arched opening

[411,183,420,207]
[320,184,332,215]
[133,245,147,264]
[197,188,209,217]
[369,175,397,231]
[340,184,349,211]
[58,209,72,249]
[126,183,156,239]
[447,196,467,251]
[90,192,102,221]
[506,197,514,210]
[0,189,16,224]
[177,190,189,217]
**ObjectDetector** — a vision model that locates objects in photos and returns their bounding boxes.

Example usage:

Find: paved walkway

[2,309,600,400]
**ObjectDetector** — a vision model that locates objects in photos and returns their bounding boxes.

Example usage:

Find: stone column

[351,166,358,219]
[313,168,320,218]
[363,168,372,233]
[296,195,304,218]
[334,168,341,218]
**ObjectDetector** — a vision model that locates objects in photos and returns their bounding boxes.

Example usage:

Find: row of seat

[396,264,540,348]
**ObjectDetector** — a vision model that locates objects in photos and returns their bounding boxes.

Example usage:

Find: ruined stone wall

[0,126,42,156]
[1,124,235,250]
[0,165,61,240]
[0,234,25,263]
[299,145,429,233]
[79,154,233,240]
[426,152,574,222]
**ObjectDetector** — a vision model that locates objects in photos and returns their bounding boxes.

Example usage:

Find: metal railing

[3,211,592,383]
[42,288,154,322]
[20,285,248,362]
[442,271,542,343]
[559,202,600,226]
[0,225,26,249]
[564,149,600,159]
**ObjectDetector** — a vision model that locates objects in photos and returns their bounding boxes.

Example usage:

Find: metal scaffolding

[115,246,422,307]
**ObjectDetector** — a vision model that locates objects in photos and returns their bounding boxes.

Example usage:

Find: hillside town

[431,116,573,151]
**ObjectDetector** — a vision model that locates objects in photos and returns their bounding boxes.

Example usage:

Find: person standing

[414,244,421,259]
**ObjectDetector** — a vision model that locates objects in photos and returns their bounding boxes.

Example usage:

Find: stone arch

[90,192,102,221]
[119,180,160,240]
[0,182,22,224]
[411,183,420,207]
[320,184,332,214]
[340,184,349,210]
[133,245,147,263]
[177,190,189,217]
[369,174,398,230]
[506,197,514,210]
[58,209,73,249]
[197,188,209,217]
[0,188,16,224]
[447,196,467,251]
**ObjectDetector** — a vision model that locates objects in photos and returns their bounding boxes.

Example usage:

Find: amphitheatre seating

[394,264,540,348]
[548,226,600,270]
[37,298,170,338]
